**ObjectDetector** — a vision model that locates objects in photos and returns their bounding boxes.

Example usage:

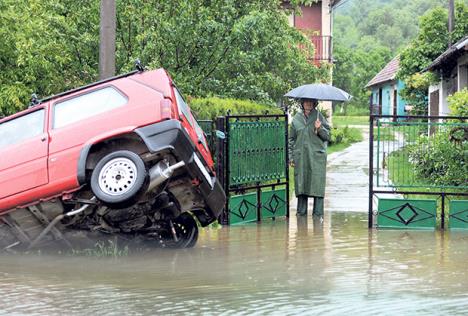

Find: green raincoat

[289,109,330,197]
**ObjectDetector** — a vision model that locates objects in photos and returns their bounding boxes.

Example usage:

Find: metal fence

[369,114,468,230]
[200,114,290,225]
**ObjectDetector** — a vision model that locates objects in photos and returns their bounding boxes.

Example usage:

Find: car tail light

[160,99,173,120]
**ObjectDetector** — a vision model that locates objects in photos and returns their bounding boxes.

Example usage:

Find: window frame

[52,85,128,129]
[0,108,46,147]
[174,87,194,127]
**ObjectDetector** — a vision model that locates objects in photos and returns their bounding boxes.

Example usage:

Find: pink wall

[294,4,322,34]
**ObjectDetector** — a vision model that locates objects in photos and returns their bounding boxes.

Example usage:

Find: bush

[329,126,363,145]
[189,97,283,120]
[408,130,467,186]
[448,88,468,116]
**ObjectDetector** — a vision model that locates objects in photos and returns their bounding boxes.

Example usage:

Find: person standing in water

[289,98,330,217]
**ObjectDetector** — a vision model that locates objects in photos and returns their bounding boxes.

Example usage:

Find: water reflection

[1,212,468,315]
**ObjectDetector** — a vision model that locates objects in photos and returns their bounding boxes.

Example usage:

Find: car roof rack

[39,69,141,104]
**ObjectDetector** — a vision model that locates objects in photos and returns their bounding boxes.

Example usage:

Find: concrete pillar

[99,0,116,80]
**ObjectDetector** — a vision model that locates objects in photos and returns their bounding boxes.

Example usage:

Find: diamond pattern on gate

[378,200,436,228]
[264,194,285,215]
[395,204,419,225]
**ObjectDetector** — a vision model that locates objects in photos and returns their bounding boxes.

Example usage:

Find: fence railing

[310,35,332,62]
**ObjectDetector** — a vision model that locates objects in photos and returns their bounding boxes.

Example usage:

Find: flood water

[1,212,468,315]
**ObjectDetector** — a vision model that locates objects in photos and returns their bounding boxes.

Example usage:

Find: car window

[0,109,45,147]
[53,86,127,128]
[174,88,193,127]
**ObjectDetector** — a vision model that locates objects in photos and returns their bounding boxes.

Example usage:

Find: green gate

[213,114,290,225]
[369,114,468,229]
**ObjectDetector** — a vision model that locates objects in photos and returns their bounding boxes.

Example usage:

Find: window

[54,86,127,128]
[0,109,45,147]
[174,88,193,127]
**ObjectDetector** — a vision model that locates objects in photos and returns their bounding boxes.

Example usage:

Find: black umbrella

[284,83,352,102]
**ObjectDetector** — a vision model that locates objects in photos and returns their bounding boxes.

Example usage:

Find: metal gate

[200,114,290,225]
[368,114,468,229]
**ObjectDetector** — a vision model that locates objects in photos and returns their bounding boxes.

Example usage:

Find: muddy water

[1,212,468,315]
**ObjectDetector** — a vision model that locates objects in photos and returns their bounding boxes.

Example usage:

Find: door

[378,88,383,115]
[429,90,439,135]
[0,108,49,199]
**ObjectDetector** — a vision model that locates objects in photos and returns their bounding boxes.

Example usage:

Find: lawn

[332,115,368,127]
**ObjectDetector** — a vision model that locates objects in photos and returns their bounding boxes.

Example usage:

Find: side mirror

[215,130,226,139]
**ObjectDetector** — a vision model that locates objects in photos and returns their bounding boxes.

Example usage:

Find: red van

[0,68,225,249]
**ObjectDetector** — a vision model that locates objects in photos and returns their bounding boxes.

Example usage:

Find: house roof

[425,35,468,73]
[331,0,342,7]
[366,56,400,88]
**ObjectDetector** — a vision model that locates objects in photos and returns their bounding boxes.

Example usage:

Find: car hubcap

[98,157,138,196]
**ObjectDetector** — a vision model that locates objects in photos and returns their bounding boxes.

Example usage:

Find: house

[283,0,342,119]
[426,35,468,116]
[366,56,407,120]
[284,0,342,64]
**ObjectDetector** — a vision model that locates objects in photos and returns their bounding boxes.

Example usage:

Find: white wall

[457,54,468,91]
[322,0,332,37]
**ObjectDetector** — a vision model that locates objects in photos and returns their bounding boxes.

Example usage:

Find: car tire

[161,213,199,249]
[90,150,148,209]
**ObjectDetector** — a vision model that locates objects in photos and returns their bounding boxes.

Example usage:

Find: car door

[0,107,49,199]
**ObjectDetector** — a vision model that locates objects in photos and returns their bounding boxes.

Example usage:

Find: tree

[333,39,392,112]
[332,0,446,111]
[0,0,99,116]
[0,0,329,116]
[398,1,468,111]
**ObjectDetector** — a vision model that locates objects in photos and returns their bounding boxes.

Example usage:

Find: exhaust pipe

[147,160,185,192]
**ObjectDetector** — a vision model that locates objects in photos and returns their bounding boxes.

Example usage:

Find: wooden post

[99,0,116,80]
[448,0,455,46]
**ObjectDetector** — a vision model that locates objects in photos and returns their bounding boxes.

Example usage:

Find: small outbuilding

[366,56,407,120]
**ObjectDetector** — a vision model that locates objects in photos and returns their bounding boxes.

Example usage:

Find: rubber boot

[297,195,308,216]
[312,196,324,217]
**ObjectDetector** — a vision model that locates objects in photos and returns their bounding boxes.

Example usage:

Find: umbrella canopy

[284,83,352,102]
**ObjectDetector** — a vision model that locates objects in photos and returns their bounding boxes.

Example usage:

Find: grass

[332,115,368,127]
[374,126,396,141]
[327,142,350,155]
[70,240,129,257]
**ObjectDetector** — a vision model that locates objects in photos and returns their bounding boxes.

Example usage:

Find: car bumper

[135,119,225,226]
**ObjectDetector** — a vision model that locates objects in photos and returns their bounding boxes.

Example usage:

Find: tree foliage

[398,1,468,111]
[332,0,448,111]
[448,88,468,117]
[0,0,328,117]
[333,40,392,111]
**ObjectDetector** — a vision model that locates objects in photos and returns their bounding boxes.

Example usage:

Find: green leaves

[0,0,328,117]
[448,89,468,117]
[398,1,468,112]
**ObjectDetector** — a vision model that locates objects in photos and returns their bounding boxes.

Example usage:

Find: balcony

[310,35,333,63]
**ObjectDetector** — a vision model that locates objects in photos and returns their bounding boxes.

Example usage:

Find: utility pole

[448,0,455,47]
[99,0,116,80]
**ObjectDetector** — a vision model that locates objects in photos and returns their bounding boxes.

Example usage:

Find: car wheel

[161,213,199,249]
[90,150,148,208]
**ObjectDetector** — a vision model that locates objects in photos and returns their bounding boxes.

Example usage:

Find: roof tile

[366,56,400,88]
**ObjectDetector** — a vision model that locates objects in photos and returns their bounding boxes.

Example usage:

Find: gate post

[216,116,229,225]
[368,96,374,228]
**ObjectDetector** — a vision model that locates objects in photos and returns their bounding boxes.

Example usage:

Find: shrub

[189,97,283,120]
[448,88,468,116]
[408,130,467,186]
[329,126,363,145]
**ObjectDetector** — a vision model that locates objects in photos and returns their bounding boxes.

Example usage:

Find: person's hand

[314,119,321,130]
[289,161,295,167]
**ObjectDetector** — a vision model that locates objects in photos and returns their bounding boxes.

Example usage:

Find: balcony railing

[310,35,332,63]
